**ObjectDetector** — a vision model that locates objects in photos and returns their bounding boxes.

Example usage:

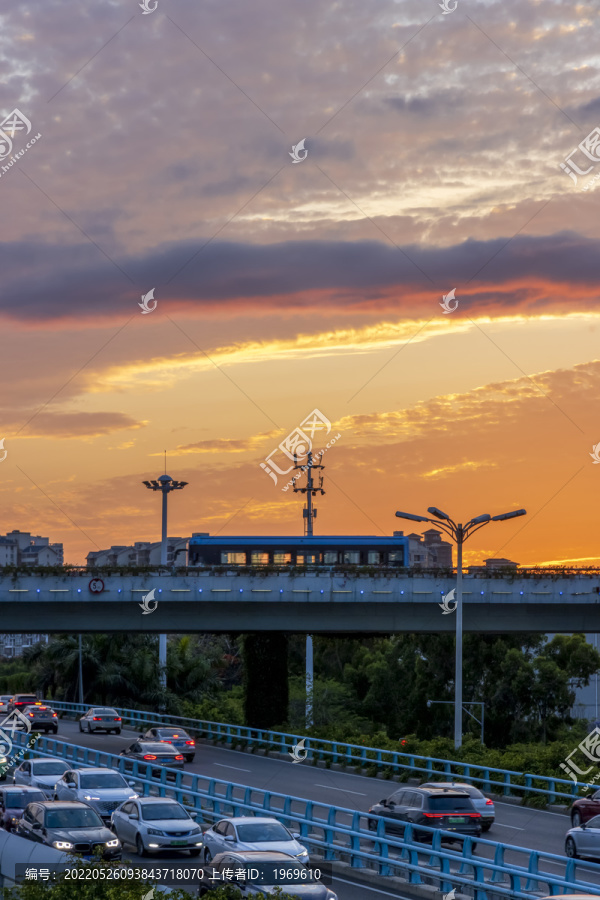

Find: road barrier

[0,828,67,887]
[48,699,585,806]
[11,731,600,899]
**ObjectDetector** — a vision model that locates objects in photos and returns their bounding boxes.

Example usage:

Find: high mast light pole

[292,451,326,727]
[142,469,188,694]
[395,505,526,749]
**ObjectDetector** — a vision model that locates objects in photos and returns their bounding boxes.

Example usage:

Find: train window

[221,552,246,565]
[343,551,360,564]
[273,553,292,565]
[367,551,381,564]
[305,553,319,565]
[251,552,270,566]
[323,552,338,564]
[296,554,305,565]
[388,551,405,565]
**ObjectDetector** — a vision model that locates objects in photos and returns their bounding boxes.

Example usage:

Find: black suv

[368,786,481,845]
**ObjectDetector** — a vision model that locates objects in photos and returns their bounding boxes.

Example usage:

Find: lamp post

[395,505,526,749]
[142,474,188,690]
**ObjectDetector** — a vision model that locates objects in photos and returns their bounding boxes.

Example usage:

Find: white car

[79,707,122,734]
[111,797,203,857]
[54,767,138,821]
[13,758,70,797]
[420,781,495,831]
[202,816,309,864]
[0,696,13,715]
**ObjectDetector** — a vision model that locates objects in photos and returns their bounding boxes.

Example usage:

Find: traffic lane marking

[315,784,367,796]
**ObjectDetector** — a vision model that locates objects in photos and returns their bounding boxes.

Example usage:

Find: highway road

[15,719,600,896]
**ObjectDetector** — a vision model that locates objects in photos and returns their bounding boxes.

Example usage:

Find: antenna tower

[292,450,325,536]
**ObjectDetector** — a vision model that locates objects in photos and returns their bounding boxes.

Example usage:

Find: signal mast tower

[291,450,325,729]
[292,450,325,536]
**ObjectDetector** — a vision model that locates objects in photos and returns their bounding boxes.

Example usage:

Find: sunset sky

[1,0,600,565]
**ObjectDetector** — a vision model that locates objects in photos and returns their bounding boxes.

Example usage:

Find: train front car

[187,532,409,568]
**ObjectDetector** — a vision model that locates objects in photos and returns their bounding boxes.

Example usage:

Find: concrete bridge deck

[0,569,598,632]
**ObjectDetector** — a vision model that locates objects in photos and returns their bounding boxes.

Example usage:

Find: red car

[570,789,600,826]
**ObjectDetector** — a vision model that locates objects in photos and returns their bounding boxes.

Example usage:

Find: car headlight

[10,817,19,824]
[130,793,139,799]
[83,795,101,801]
[53,841,73,850]
[147,828,165,836]
[105,838,120,848]
[296,850,309,858]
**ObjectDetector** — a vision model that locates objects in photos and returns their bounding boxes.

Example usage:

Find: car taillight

[175,755,184,760]
[92,717,102,721]
[470,813,481,817]
[27,713,34,718]
[114,718,121,721]
[485,799,493,806]
[143,755,157,760]
[52,713,57,717]
[423,813,446,818]
[185,740,195,745]
[172,734,180,738]
[160,739,173,743]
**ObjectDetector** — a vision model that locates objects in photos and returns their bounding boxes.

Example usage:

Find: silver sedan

[566,814,600,860]
[53,767,138,822]
[111,797,203,857]
[202,816,309,865]
[13,758,70,797]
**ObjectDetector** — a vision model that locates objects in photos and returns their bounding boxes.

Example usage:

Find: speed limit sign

[88,578,104,594]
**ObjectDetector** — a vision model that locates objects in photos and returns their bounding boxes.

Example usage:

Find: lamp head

[395,511,429,523]
[491,509,527,521]
[470,514,491,525]
[427,507,451,521]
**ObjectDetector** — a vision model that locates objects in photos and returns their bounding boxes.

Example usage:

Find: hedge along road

[37,719,588,881]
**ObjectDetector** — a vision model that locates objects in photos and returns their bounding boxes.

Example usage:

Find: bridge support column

[306,635,313,728]
[243,633,289,729]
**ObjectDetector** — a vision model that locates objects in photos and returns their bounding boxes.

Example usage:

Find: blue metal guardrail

[10,732,600,899]
[47,699,586,806]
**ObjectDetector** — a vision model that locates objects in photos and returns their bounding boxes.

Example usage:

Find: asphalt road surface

[15,719,600,897]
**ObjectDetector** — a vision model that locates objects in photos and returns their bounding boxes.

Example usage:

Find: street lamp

[396,505,526,749]
[143,474,189,691]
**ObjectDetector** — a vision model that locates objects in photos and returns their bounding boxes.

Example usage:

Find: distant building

[468,557,519,573]
[394,529,453,568]
[0,634,48,659]
[0,531,63,567]
[0,531,62,657]
[87,538,188,567]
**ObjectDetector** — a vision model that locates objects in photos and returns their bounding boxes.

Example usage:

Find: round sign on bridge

[88,578,104,594]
